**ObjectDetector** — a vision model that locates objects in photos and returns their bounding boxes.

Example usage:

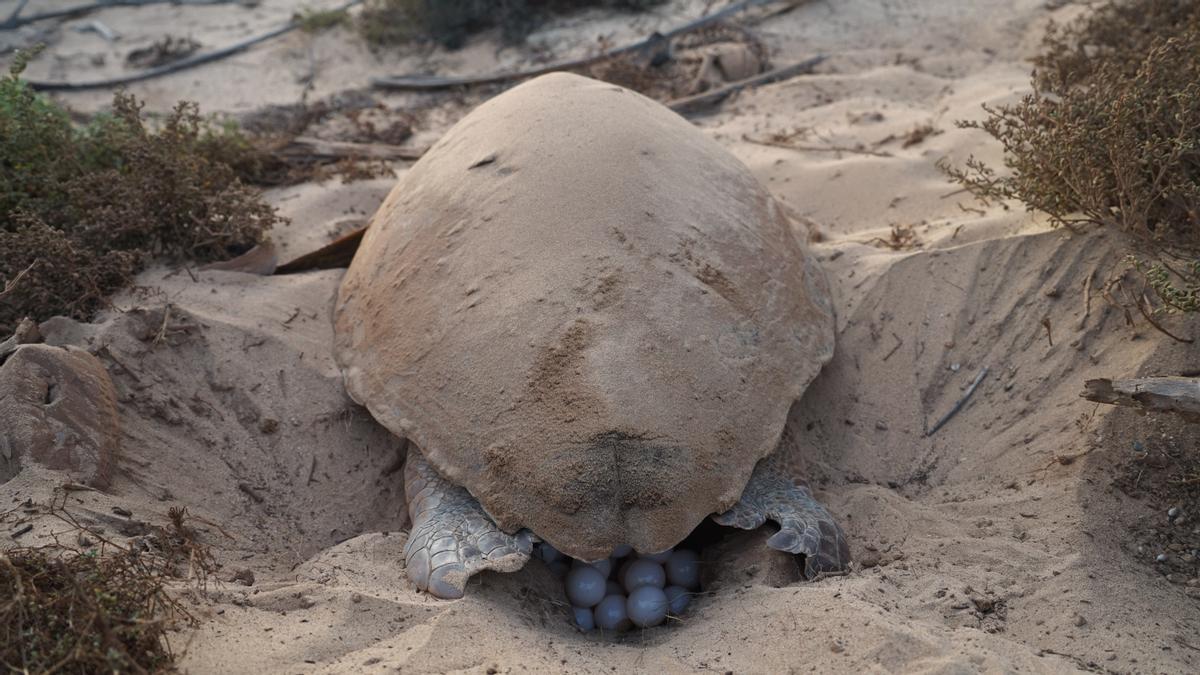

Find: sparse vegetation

[358,0,665,49]
[942,0,1200,313]
[0,51,281,335]
[0,501,217,673]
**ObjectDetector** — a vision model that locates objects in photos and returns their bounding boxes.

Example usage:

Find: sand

[3,0,1199,672]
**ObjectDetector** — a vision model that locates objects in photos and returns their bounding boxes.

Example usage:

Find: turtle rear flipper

[403,448,532,598]
[713,456,850,579]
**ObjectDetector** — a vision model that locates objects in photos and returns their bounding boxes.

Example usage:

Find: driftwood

[370,0,783,91]
[1082,377,1200,423]
[281,137,426,162]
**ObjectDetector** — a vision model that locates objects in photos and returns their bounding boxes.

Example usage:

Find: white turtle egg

[565,566,607,608]
[610,544,633,558]
[663,585,690,615]
[572,557,612,578]
[572,606,595,631]
[640,549,672,564]
[594,594,632,632]
[621,558,666,593]
[626,586,669,627]
[665,549,700,589]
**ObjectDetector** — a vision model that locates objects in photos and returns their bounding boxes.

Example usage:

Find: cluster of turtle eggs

[537,543,701,632]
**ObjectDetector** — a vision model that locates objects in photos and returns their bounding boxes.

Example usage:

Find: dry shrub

[0,501,218,673]
[0,53,282,335]
[359,0,664,49]
[1,548,177,672]
[942,0,1200,314]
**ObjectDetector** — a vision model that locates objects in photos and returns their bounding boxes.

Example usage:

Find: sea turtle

[332,72,849,599]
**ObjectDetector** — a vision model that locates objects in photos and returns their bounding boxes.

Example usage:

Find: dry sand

[3,0,1199,672]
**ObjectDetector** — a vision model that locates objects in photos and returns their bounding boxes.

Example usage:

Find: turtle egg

[627,586,669,628]
[663,585,690,615]
[594,594,632,632]
[572,606,595,631]
[622,558,666,593]
[665,549,700,589]
[610,544,633,558]
[565,566,607,608]
[640,549,673,564]
[572,557,612,578]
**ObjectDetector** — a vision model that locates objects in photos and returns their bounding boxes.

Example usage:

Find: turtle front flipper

[403,448,532,598]
[713,456,850,579]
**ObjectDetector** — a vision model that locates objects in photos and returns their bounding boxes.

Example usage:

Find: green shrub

[942,0,1200,313]
[0,53,281,335]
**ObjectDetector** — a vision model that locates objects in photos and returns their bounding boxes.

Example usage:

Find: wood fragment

[1082,377,1200,423]
[1040,316,1053,347]
[926,366,989,437]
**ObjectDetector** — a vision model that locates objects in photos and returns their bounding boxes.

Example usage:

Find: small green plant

[0,51,282,335]
[1129,256,1200,314]
[942,0,1200,314]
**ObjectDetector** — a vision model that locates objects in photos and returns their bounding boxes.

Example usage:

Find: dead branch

[0,261,36,301]
[1082,377,1200,423]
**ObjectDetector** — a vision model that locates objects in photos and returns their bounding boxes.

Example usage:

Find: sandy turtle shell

[333,72,834,561]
